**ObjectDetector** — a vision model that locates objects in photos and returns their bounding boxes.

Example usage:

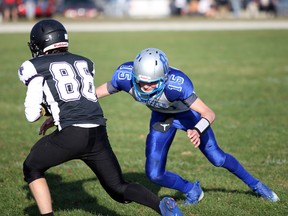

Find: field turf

[0,27,287,216]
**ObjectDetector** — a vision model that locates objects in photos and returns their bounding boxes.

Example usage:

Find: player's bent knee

[146,171,165,185]
[104,182,129,203]
[206,151,226,167]
[211,158,225,167]
[23,161,45,184]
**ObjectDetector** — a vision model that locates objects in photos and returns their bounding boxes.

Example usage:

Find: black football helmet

[28,19,69,58]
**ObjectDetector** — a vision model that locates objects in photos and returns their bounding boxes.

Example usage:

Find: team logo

[160,123,170,131]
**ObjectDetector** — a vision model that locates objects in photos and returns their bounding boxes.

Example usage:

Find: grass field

[0,27,287,216]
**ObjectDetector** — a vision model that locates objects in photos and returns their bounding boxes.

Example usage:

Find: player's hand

[39,116,54,135]
[187,129,201,148]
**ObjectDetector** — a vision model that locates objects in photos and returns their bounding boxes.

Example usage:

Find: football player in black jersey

[18,19,183,216]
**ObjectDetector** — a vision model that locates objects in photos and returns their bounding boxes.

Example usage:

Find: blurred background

[1,0,288,22]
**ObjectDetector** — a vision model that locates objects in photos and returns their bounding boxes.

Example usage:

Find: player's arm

[190,98,215,125]
[96,82,111,98]
[24,76,46,122]
[96,80,121,99]
[96,63,132,99]
[187,98,215,148]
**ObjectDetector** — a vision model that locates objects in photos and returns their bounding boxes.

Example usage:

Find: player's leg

[23,127,87,214]
[81,128,161,208]
[82,126,183,215]
[145,111,203,205]
[146,126,204,205]
[28,178,52,215]
[180,109,259,187]
[198,128,259,185]
[198,117,279,202]
[145,126,178,188]
[23,132,62,215]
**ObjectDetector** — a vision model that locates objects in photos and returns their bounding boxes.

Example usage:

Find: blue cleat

[251,181,280,202]
[159,197,183,216]
[183,180,204,205]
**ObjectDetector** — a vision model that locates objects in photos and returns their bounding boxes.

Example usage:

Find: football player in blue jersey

[95,48,280,204]
[18,20,183,216]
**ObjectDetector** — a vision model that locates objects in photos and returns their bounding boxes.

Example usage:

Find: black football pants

[23,126,161,213]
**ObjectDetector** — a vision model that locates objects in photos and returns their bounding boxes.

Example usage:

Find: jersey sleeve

[110,62,134,93]
[24,76,44,122]
[90,62,95,77]
[165,69,196,102]
[18,60,44,122]
[18,60,40,86]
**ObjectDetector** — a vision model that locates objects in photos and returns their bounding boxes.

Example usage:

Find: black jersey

[18,52,106,130]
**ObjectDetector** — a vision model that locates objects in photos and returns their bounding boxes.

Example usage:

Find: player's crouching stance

[18,19,183,216]
[95,48,280,204]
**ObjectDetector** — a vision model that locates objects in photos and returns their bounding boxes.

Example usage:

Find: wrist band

[193,117,210,135]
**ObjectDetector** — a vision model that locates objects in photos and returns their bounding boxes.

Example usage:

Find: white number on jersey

[49,61,97,102]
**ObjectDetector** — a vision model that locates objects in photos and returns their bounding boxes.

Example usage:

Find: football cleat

[159,197,183,216]
[183,180,204,205]
[251,181,280,202]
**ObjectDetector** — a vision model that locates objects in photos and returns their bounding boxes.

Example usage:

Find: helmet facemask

[132,75,166,102]
[28,40,43,58]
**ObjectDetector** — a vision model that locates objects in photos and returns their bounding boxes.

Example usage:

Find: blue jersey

[108,61,198,114]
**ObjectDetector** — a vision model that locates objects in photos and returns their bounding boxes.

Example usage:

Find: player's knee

[146,170,165,184]
[23,160,44,184]
[211,157,226,167]
[104,182,128,203]
[145,158,165,184]
[146,173,157,183]
[206,151,226,167]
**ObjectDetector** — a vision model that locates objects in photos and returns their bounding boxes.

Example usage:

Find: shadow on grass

[22,172,163,216]
[173,187,257,202]
[23,172,256,215]
[124,173,258,202]
[124,173,257,201]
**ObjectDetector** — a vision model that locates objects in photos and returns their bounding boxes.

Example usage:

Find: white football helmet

[132,48,169,101]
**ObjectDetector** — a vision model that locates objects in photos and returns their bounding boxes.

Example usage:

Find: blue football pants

[145,110,259,193]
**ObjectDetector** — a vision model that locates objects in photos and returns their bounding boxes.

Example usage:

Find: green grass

[0,29,287,216]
